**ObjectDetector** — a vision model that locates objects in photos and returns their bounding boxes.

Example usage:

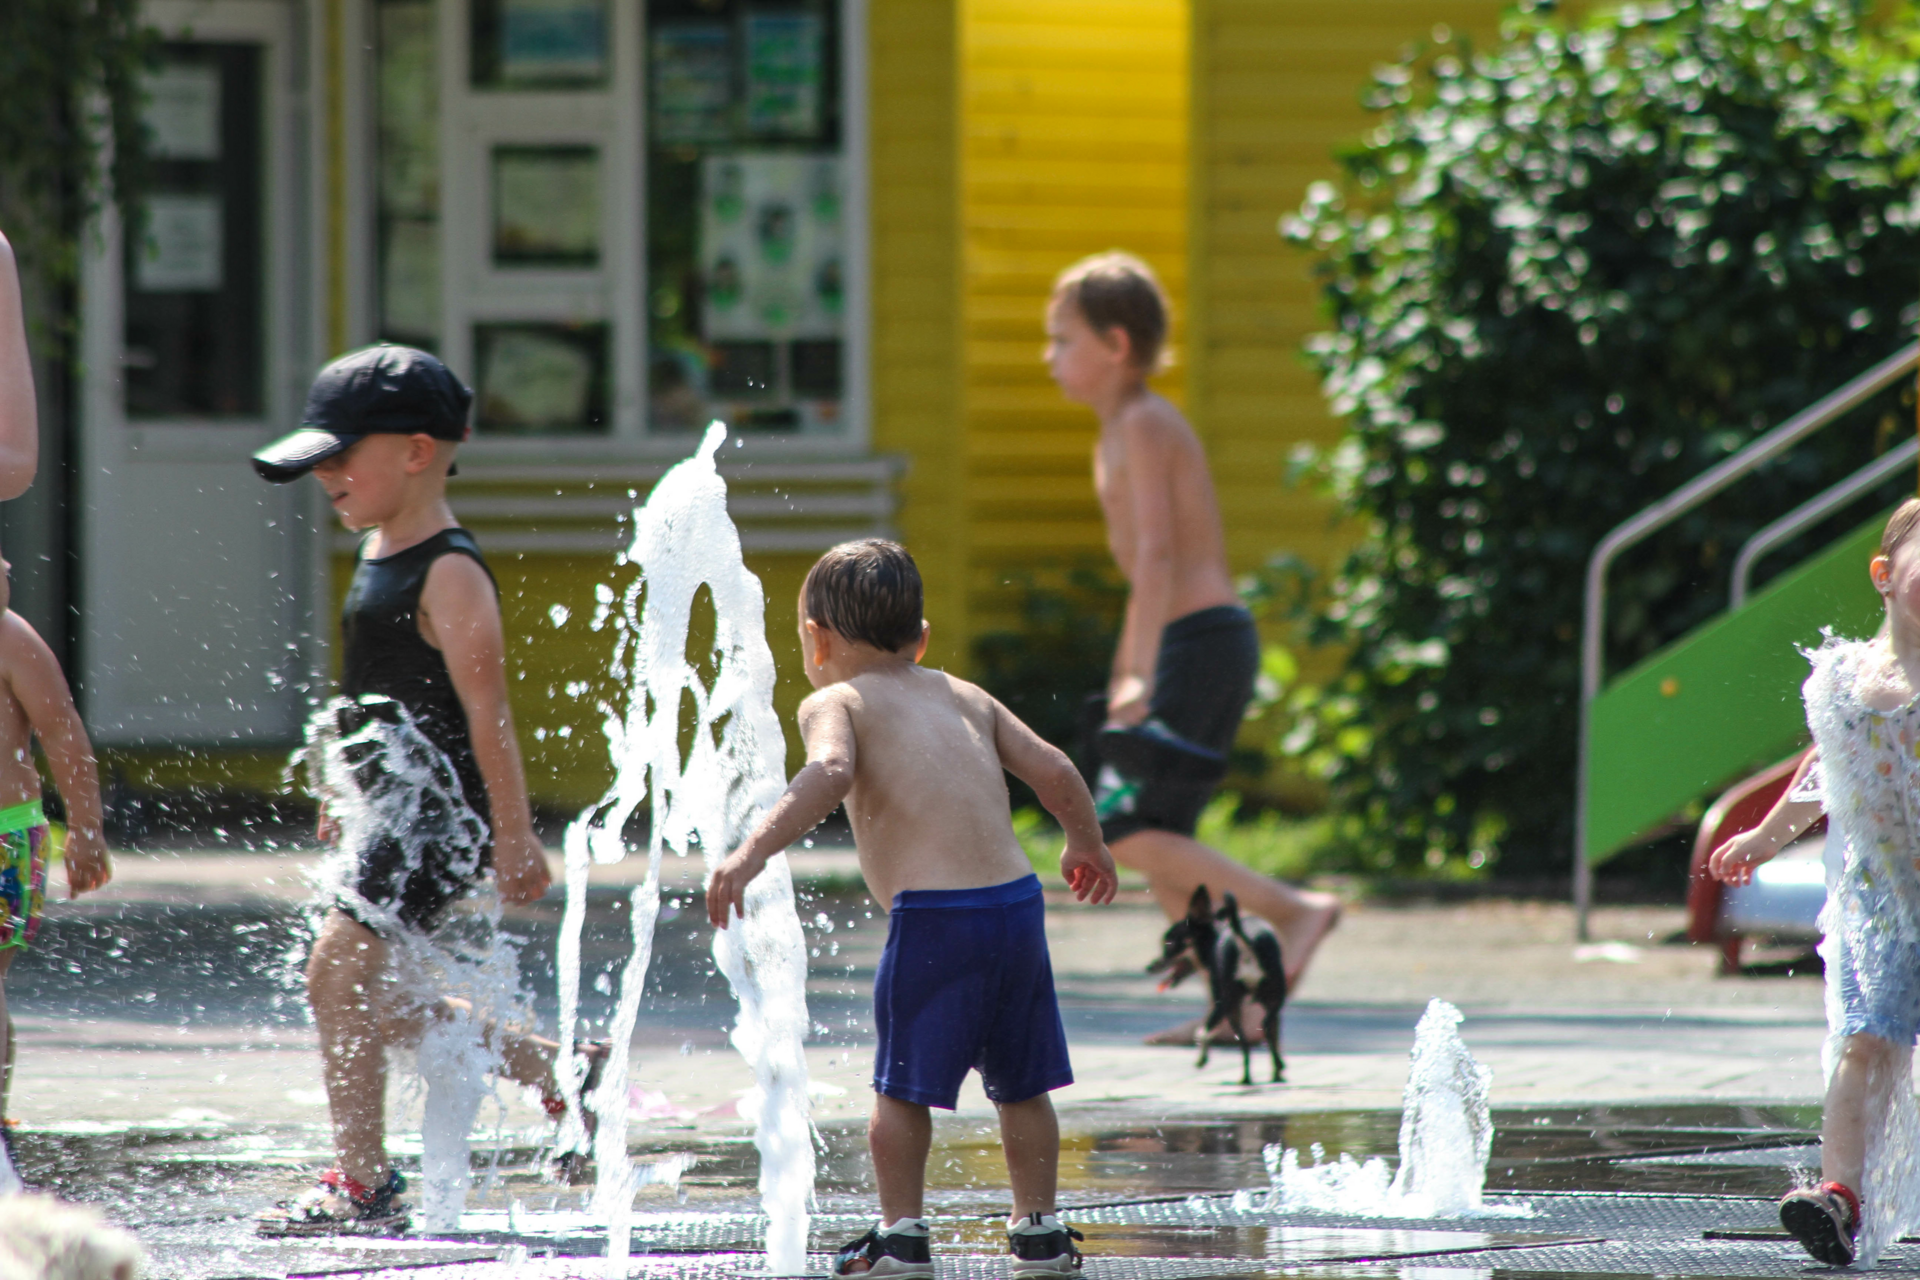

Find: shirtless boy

[707,539,1118,1278]
[252,345,596,1231]
[0,550,109,1145]
[1045,252,1340,1009]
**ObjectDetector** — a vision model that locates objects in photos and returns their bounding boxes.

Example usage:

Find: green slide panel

[1583,510,1890,863]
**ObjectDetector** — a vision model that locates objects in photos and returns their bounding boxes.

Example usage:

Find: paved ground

[2,845,1839,1278]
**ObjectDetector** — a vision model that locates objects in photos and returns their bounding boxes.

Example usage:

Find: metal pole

[1573,342,1919,940]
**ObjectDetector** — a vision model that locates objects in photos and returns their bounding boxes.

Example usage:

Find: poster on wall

[144,63,221,159]
[499,0,608,82]
[743,11,822,137]
[652,23,732,143]
[136,194,224,292]
[699,153,842,342]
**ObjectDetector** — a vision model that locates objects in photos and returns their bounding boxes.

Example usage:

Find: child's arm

[420,554,550,904]
[2,615,106,895]
[707,693,855,928]
[991,697,1118,904]
[1108,407,1177,726]
[0,233,40,501]
[1708,753,1823,886]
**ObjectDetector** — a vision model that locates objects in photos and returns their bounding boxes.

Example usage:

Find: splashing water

[0,1134,21,1196]
[297,694,534,1231]
[1234,999,1526,1219]
[555,422,813,1276]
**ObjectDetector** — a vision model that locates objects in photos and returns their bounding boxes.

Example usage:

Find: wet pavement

[4,848,1850,1277]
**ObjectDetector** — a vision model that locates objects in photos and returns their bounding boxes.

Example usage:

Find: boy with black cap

[252,345,596,1232]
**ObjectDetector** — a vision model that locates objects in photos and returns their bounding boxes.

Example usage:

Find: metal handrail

[1730,437,1920,610]
[1573,341,1920,939]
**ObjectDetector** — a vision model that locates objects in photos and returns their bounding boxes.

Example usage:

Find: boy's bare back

[1093,392,1237,618]
[802,664,1045,906]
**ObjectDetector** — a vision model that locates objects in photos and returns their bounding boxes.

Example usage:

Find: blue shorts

[1828,920,1920,1046]
[873,875,1073,1110]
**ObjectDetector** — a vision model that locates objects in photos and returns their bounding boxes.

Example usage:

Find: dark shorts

[1088,604,1260,844]
[872,875,1073,1110]
[343,833,491,935]
[333,701,492,935]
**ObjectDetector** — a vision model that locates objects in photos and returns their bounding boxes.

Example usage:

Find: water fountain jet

[554,422,814,1276]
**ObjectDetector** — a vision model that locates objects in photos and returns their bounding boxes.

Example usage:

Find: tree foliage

[1283,0,1920,876]
[0,0,154,279]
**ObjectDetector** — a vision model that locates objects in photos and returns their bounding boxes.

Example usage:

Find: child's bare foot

[1278,892,1341,990]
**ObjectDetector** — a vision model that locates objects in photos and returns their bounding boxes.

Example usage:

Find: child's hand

[1106,677,1151,728]
[1709,829,1780,886]
[706,846,765,929]
[62,825,110,897]
[491,826,552,904]
[1061,841,1118,905]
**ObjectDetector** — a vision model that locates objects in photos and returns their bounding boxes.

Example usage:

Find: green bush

[0,0,154,278]
[1283,0,1920,877]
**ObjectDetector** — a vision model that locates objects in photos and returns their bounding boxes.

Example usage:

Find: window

[646,0,845,436]
[124,44,265,418]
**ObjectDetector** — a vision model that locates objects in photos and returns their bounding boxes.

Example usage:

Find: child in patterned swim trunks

[1713,497,1920,1266]
[0,549,109,1139]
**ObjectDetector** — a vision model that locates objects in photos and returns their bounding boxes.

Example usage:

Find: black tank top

[340,528,495,827]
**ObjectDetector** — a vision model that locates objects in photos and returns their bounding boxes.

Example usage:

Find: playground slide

[1583,508,1887,864]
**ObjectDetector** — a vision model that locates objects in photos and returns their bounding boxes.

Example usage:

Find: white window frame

[352,0,871,463]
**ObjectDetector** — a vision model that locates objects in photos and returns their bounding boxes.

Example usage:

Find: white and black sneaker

[833,1217,934,1278]
[1009,1212,1084,1276]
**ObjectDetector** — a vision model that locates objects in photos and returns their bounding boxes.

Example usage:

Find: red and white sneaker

[1780,1181,1860,1266]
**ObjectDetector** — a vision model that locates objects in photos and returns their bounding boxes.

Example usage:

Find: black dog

[1148,886,1286,1085]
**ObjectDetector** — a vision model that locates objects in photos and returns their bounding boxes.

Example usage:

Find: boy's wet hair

[1885,498,1920,558]
[803,539,924,652]
[1053,251,1170,371]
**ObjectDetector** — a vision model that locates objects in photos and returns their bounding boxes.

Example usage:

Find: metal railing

[1573,341,1920,939]
[1729,436,1920,610]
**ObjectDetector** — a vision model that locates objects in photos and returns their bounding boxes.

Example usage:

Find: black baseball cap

[252,344,473,483]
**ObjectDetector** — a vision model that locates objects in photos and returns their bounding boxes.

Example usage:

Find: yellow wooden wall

[1187,0,1516,598]
[959,0,1189,635]
[870,0,968,670]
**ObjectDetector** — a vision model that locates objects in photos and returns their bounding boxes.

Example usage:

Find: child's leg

[869,1094,932,1225]
[437,994,558,1091]
[997,1093,1059,1224]
[307,910,398,1188]
[1823,1032,1899,1192]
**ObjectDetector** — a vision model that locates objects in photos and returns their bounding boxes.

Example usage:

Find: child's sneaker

[1780,1181,1860,1265]
[1009,1212,1084,1276]
[832,1217,933,1278]
[257,1168,409,1237]
[543,1040,612,1184]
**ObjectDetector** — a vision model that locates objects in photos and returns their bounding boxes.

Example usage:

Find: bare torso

[820,665,1035,907]
[1093,392,1239,618]
[0,618,46,808]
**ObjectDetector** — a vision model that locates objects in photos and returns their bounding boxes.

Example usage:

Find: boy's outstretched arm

[421,553,550,904]
[0,232,39,501]
[1709,752,1822,886]
[3,615,106,895]
[708,694,855,928]
[991,696,1117,904]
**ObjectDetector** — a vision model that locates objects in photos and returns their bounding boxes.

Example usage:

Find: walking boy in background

[1045,252,1341,1022]
[251,345,590,1232]
[707,539,1118,1278]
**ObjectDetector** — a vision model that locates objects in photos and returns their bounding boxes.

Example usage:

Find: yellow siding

[1187,0,1513,601]
[870,1,968,670]
[961,0,1189,636]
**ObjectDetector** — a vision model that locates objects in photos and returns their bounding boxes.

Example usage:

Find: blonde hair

[1052,251,1170,371]
[0,1196,145,1280]
[1884,497,1920,558]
